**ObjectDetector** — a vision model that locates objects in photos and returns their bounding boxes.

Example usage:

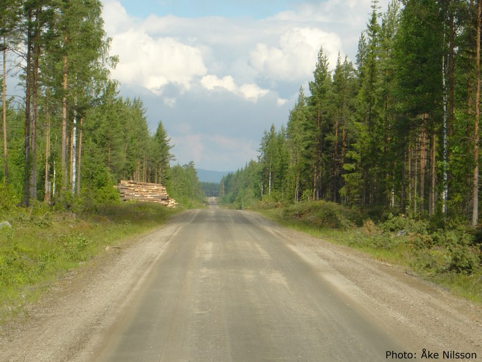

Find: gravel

[0,209,480,361]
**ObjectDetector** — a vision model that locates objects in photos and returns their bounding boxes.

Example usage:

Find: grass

[0,202,180,323]
[256,204,482,305]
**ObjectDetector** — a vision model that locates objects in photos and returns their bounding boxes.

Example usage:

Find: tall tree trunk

[22,10,33,207]
[408,140,412,212]
[472,0,481,227]
[61,32,69,193]
[268,161,272,197]
[410,134,419,216]
[442,36,449,214]
[30,9,41,200]
[315,109,322,201]
[466,0,476,219]
[401,147,407,213]
[70,116,76,192]
[76,117,82,195]
[295,172,299,202]
[2,37,7,183]
[44,106,51,203]
[420,124,427,217]
[448,4,455,141]
[429,130,436,216]
[333,118,339,203]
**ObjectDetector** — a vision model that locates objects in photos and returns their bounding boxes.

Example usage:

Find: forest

[222,0,482,227]
[0,0,204,209]
[0,0,481,312]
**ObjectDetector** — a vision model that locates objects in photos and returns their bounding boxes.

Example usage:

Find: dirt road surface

[1,202,481,361]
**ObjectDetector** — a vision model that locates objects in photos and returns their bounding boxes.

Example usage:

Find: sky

[101,0,390,172]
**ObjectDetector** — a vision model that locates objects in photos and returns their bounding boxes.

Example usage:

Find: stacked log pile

[117,180,178,208]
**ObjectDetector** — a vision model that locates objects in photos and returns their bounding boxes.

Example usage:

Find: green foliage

[200,182,220,197]
[260,202,481,301]
[281,201,362,230]
[380,214,430,235]
[0,183,20,214]
[168,162,204,208]
[0,202,176,321]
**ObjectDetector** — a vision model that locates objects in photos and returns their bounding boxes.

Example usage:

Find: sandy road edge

[244,210,482,357]
[0,210,199,362]
[1,208,481,361]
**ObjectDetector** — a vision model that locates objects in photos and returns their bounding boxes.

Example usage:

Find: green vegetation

[256,201,482,303]
[200,182,221,197]
[0,206,178,322]
[0,1,206,324]
[0,0,203,208]
[169,163,205,208]
[221,0,482,303]
[0,186,179,322]
[222,0,482,223]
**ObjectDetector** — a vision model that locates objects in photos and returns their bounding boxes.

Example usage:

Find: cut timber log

[116,180,177,208]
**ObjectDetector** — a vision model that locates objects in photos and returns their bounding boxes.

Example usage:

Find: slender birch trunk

[429,131,436,216]
[76,117,82,195]
[61,32,69,193]
[472,0,481,227]
[70,116,76,193]
[442,35,449,214]
[30,9,41,200]
[420,126,427,217]
[22,10,32,206]
[44,108,51,202]
[2,37,7,183]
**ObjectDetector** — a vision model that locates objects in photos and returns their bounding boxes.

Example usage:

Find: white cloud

[164,97,176,107]
[200,75,237,92]
[200,74,269,102]
[249,27,342,82]
[103,2,207,95]
[277,98,288,106]
[102,0,132,34]
[171,133,258,170]
[239,83,269,102]
[101,0,391,171]
[111,31,206,95]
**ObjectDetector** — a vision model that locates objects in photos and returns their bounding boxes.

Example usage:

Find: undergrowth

[0,200,179,323]
[256,201,482,304]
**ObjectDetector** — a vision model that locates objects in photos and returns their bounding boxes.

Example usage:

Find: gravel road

[0,203,480,361]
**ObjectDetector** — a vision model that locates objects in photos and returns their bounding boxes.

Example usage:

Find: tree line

[0,0,203,207]
[222,0,482,225]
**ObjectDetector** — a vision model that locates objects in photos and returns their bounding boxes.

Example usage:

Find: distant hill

[196,169,231,183]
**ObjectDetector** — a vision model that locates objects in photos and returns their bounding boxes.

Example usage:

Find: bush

[380,214,429,235]
[448,244,480,274]
[282,201,362,230]
[0,184,20,215]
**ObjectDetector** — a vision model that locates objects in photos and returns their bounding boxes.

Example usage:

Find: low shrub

[282,201,362,230]
[0,201,176,322]
[380,214,430,235]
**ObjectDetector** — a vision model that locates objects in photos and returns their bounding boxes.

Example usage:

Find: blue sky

[120,0,303,19]
[101,0,390,172]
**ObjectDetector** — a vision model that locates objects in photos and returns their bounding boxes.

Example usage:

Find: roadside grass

[0,202,180,323]
[256,203,482,305]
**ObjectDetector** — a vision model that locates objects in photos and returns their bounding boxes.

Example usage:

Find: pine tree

[306,46,332,200]
[0,0,21,184]
[331,55,357,204]
[152,120,175,186]
[287,87,307,202]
